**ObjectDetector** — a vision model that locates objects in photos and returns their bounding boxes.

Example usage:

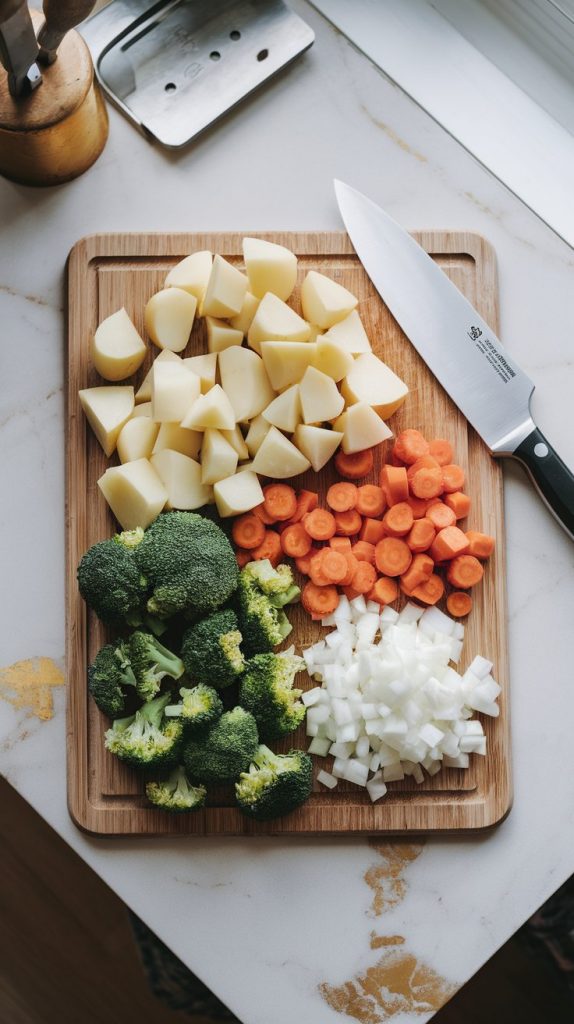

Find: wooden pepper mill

[0,1,108,186]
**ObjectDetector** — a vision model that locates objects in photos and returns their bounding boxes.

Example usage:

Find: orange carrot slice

[367,576,399,605]
[441,464,465,493]
[352,560,377,594]
[426,501,456,530]
[444,491,471,520]
[356,484,385,518]
[406,517,436,552]
[351,541,376,565]
[375,537,412,577]
[380,465,409,506]
[382,501,414,538]
[446,591,473,617]
[280,523,312,559]
[321,549,350,584]
[263,483,298,521]
[428,438,453,466]
[465,531,495,559]
[326,482,358,512]
[334,448,374,480]
[302,582,339,616]
[429,526,470,562]
[334,509,363,536]
[393,428,430,465]
[232,513,266,550]
[250,529,282,566]
[303,508,337,541]
[410,466,443,500]
[447,555,484,588]
[411,573,445,605]
[359,517,386,545]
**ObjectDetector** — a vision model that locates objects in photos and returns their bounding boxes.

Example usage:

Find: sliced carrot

[465,531,495,559]
[356,484,385,518]
[341,585,361,601]
[302,582,339,616]
[309,550,331,587]
[411,574,445,605]
[426,501,456,530]
[351,541,376,565]
[321,548,349,584]
[383,501,414,537]
[429,526,470,562]
[232,513,266,550]
[360,517,386,545]
[303,508,336,541]
[235,548,252,568]
[393,428,430,465]
[444,491,471,520]
[447,555,484,589]
[295,546,321,576]
[406,517,436,552]
[352,560,377,594]
[329,536,352,552]
[428,438,454,466]
[406,455,441,483]
[375,537,412,577]
[410,466,443,500]
[334,448,374,480]
[441,464,465,493]
[368,576,399,605]
[263,483,297,521]
[280,523,312,559]
[446,591,473,617]
[288,489,319,524]
[334,509,363,536]
[389,452,406,467]
[341,552,359,586]
[407,495,429,519]
[326,482,358,512]
[400,552,434,591]
[250,529,283,566]
[253,502,277,525]
[380,465,409,506]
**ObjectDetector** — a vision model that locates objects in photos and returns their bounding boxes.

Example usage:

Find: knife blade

[334,179,574,539]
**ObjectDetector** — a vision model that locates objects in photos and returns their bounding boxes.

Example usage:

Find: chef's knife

[37,0,98,64]
[0,0,41,97]
[334,179,574,540]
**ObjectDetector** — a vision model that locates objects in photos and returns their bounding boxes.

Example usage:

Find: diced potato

[182,352,217,393]
[301,271,358,329]
[341,352,408,418]
[117,417,159,463]
[214,471,264,517]
[135,348,181,403]
[98,459,167,530]
[201,429,239,484]
[165,251,213,307]
[151,361,201,422]
[221,424,249,460]
[205,316,243,353]
[262,384,301,433]
[229,291,260,334]
[248,293,311,354]
[145,288,197,353]
[150,450,212,510]
[236,461,254,473]
[245,413,271,458]
[92,308,147,381]
[299,366,345,423]
[242,237,297,301]
[311,337,354,382]
[252,426,311,478]
[152,423,202,460]
[202,255,248,318]
[180,384,235,431]
[294,424,343,472]
[333,402,393,453]
[79,386,134,457]
[131,402,152,418]
[218,346,275,423]
[260,341,316,391]
[307,325,324,343]
[322,309,371,354]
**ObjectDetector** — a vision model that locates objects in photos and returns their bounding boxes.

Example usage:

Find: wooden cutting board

[66,231,511,836]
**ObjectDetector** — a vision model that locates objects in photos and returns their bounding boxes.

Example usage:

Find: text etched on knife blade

[468,326,516,383]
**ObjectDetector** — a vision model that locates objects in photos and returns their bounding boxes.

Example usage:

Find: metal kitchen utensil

[80,0,314,148]
[0,0,41,97]
[335,179,574,539]
[38,0,98,64]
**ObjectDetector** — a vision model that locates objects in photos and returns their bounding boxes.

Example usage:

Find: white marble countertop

[1,3,573,1022]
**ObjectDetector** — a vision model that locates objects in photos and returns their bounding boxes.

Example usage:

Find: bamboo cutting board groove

[66,231,511,836]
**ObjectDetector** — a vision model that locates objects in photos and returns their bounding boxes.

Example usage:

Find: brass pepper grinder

[0,1,108,186]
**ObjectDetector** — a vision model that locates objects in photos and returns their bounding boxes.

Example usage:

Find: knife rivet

[534,442,549,458]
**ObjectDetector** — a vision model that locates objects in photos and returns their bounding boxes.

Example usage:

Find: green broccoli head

[134,511,239,620]
[239,651,306,740]
[235,570,293,656]
[146,766,207,813]
[128,631,185,702]
[242,560,300,608]
[104,691,184,770]
[235,745,312,821]
[114,527,145,551]
[165,684,223,732]
[183,706,258,783]
[181,609,245,689]
[77,538,147,627]
[88,640,137,718]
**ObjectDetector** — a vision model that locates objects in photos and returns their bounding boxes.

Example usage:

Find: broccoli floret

[239,651,306,740]
[77,538,147,627]
[183,707,258,783]
[128,631,185,702]
[114,527,145,550]
[235,568,293,656]
[146,766,206,813]
[88,641,137,717]
[181,609,245,689]
[165,684,223,732]
[235,745,312,820]
[242,560,300,608]
[105,692,184,769]
[134,511,239,620]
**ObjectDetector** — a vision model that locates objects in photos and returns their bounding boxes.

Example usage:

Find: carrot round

[428,438,453,466]
[302,581,339,616]
[429,526,470,563]
[263,483,297,521]
[235,548,252,568]
[360,517,386,545]
[407,495,429,519]
[465,530,495,559]
[253,502,277,525]
[406,455,441,483]
[334,509,363,536]
[406,517,436,552]
[380,465,409,506]
[334,448,374,480]
[441,464,465,493]
[410,466,443,500]
[351,540,376,565]
[383,501,414,537]
[446,591,473,617]
[375,537,412,577]
[400,553,434,592]
[447,555,484,589]
[393,429,429,465]
[341,552,359,586]
[330,535,352,552]
[304,508,336,541]
[281,523,312,559]
[368,576,399,605]
[341,585,361,601]
[309,550,331,587]
[232,513,266,550]
[352,560,377,594]
[288,489,319,523]
[295,546,321,576]
[411,574,445,605]
[426,501,456,530]
[356,484,385,518]
[327,482,358,512]
[444,491,471,520]
[321,548,349,584]
[250,529,282,566]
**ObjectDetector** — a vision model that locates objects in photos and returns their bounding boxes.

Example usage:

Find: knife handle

[513,426,574,540]
[37,0,97,64]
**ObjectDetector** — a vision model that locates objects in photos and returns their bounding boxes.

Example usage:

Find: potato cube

[301,271,358,329]
[180,384,235,431]
[98,459,167,529]
[218,346,275,422]
[260,341,316,391]
[294,424,343,472]
[152,423,202,460]
[245,414,271,458]
[236,461,255,473]
[341,352,408,418]
[229,291,260,334]
[311,337,354,382]
[322,310,371,354]
[151,450,212,510]
[242,237,297,301]
[202,255,248,318]
[201,429,239,484]
[117,417,159,463]
[262,384,301,433]
[135,348,181,403]
[333,403,393,453]
[205,316,244,353]
[165,251,212,306]
[214,471,264,517]
[182,352,217,393]
[248,292,311,354]
[92,308,147,381]
[144,288,197,352]
[221,424,249,461]
[151,361,201,423]
[252,426,311,478]
[131,402,152,418]
[299,366,345,423]
[79,386,134,457]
